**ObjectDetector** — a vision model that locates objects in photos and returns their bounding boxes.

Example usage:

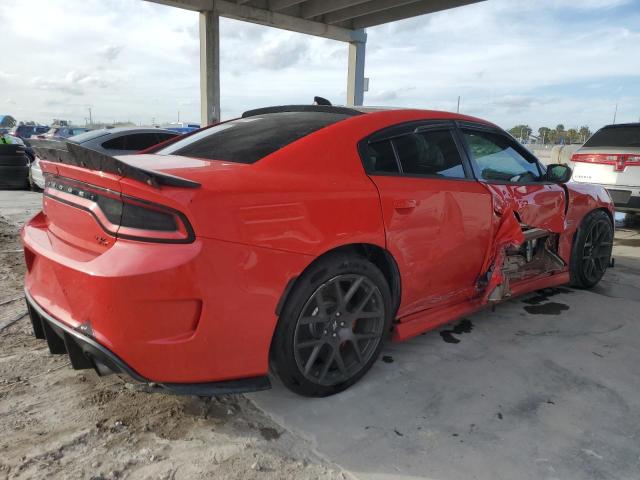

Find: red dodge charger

[23,106,614,397]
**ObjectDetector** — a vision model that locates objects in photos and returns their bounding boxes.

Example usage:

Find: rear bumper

[25,288,271,395]
[22,210,312,387]
[605,187,640,212]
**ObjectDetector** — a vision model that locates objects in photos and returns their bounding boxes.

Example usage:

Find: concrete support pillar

[346,30,366,107]
[199,9,220,126]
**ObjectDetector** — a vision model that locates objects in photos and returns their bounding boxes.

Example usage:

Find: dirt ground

[0,219,345,480]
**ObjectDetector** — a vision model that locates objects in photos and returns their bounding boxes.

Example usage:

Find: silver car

[30,127,179,189]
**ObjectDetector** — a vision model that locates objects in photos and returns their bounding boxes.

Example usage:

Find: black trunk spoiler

[30,139,200,189]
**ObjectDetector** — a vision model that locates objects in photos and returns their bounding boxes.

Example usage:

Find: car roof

[89,127,176,135]
[241,104,493,125]
[599,123,640,129]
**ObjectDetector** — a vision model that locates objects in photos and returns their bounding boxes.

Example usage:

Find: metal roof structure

[145,0,483,124]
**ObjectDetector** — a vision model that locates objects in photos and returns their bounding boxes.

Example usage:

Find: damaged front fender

[479,182,568,303]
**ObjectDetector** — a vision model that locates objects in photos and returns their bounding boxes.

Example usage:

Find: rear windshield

[583,125,640,148]
[156,111,351,163]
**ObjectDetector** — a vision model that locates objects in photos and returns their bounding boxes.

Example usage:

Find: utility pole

[612,103,618,124]
[87,107,93,126]
[457,96,461,113]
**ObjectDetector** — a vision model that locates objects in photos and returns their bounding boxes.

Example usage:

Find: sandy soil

[0,219,344,480]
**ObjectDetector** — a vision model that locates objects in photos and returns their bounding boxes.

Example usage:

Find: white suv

[571,123,640,214]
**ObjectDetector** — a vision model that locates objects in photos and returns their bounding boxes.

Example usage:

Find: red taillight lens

[44,175,194,243]
[572,153,616,164]
[571,153,640,172]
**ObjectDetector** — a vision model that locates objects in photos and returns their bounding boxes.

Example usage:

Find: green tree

[508,124,532,141]
[579,125,592,143]
[567,128,579,143]
[538,127,551,144]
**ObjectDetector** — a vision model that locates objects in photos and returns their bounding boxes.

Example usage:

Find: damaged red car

[22,106,614,397]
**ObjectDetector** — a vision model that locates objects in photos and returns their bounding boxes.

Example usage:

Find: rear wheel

[570,210,613,288]
[272,253,392,397]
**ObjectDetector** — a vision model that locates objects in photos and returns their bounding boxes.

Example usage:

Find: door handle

[394,199,417,210]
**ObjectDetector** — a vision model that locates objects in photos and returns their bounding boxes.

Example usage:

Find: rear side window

[69,129,110,143]
[394,130,465,178]
[102,133,172,151]
[156,133,178,143]
[583,125,640,148]
[366,140,399,173]
[157,112,351,163]
[362,127,466,179]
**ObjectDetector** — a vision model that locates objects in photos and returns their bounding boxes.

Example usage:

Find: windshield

[584,125,640,148]
[157,111,351,163]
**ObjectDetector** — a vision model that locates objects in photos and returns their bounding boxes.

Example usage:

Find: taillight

[572,153,616,164]
[572,153,640,172]
[44,175,194,243]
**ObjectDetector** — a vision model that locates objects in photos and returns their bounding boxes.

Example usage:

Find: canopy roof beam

[143,0,483,124]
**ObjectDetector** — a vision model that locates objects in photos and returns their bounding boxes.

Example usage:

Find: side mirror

[545,163,572,183]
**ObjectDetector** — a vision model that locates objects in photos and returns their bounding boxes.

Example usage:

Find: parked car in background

[29,127,179,189]
[66,127,179,156]
[572,123,640,214]
[10,124,49,140]
[165,122,200,134]
[25,105,613,397]
[35,126,89,140]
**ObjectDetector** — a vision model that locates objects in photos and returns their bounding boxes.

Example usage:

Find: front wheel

[272,253,392,397]
[570,210,613,288]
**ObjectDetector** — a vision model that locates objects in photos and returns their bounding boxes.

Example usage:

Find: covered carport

[145,0,482,125]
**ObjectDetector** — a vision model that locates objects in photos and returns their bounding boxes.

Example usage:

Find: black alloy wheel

[293,274,385,386]
[570,210,613,288]
[272,253,392,397]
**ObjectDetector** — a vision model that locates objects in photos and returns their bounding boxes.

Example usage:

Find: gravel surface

[0,218,345,480]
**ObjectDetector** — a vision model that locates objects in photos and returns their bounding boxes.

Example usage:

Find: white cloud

[0,0,637,130]
[252,36,311,70]
[98,44,124,62]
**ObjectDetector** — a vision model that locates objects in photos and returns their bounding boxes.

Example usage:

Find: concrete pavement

[0,190,42,226]
[250,226,640,480]
[1,190,639,480]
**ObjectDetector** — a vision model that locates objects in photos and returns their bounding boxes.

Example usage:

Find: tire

[570,210,613,288]
[272,252,392,397]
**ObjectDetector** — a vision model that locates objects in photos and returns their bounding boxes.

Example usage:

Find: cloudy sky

[0,0,639,132]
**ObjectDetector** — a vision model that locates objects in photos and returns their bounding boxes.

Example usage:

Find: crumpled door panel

[479,182,567,303]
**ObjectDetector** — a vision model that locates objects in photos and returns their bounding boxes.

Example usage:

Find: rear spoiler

[30,139,200,189]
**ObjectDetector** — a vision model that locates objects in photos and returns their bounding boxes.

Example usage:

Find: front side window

[463,130,541,183]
